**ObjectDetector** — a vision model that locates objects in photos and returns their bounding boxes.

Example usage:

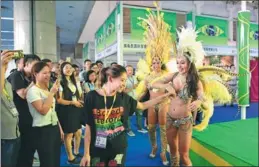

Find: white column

[194,1,204,16]
[56,26,61,61]
[241,0,247,120]
[255,9,259,23]
[13,1,33,54]
[117,2,123,65]
[33,1,57,61]
[14,1,57,61]
[227,4,235,42]
[192,1,204,27]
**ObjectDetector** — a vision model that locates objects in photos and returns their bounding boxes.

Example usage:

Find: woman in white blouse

[83,70,97,94]
[26,61,63,167]
[56,62,84,165]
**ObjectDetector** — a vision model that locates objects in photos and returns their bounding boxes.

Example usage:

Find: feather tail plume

[197,66,233,81]
[202,79,232,104]
[194,72,232,131]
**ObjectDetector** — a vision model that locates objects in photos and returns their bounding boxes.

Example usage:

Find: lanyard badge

[95,88,117,149]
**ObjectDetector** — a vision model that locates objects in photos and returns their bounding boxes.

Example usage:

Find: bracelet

[197,94,205,102]
[165,83,174,92]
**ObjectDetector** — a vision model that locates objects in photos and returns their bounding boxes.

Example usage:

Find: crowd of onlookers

[1,49,241,167]
[1,50,148,167]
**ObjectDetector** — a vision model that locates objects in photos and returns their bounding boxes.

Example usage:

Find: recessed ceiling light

[1,39,14,41]
[1,31,14,33]
[1,17,14,20]
[69,6,74,8]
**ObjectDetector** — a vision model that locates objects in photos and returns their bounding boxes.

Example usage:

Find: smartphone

[10,50,24,59]
[56,74,62,83]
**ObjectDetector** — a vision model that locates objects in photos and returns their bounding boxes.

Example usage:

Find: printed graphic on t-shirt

[93,107,125,140]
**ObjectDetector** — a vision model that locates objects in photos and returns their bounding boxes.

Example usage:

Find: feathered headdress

[137,1,176,67]
[177,27,205,67]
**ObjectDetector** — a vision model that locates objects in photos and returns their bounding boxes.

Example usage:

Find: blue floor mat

[60,102,258,166]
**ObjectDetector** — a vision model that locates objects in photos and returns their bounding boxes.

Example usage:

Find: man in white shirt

[79,59,92,82]
[124,65,147,136]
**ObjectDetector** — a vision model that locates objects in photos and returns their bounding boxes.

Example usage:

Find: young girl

[80,65,172,167]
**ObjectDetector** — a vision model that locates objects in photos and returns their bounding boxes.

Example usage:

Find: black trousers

[91,147,127,167]
[16,127,36,167]
[33,124,61,167]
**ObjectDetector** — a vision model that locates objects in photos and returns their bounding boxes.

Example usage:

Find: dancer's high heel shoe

[149,146,158,158]
[160,152,169,166]
[170,154,180,167]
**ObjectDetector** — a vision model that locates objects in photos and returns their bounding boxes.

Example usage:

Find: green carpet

[192,118,258,166]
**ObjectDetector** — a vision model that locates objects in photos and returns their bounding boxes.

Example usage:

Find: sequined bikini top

[147,72,165,93]
[172,73,191,103]
[176,84,191,103]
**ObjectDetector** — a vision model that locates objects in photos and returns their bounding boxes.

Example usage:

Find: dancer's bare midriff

[168,97,191,118]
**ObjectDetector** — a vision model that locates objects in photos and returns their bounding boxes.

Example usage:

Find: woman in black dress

[56,62,84,164]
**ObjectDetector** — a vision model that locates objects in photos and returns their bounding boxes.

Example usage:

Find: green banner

[237,11,250,106]
[249,23,258,48]
[196,16,228,45]
[95,24,105,54]
[105,8,117,48]
[130,8,176,41]
[187,12,193,22]
[83,43,89,60]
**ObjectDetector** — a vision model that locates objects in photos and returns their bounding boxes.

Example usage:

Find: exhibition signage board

[195,16,229,45]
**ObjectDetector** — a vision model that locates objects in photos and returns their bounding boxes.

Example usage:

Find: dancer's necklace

[178,74,187,84]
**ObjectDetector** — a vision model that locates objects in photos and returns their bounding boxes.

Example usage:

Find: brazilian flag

[250,30,258,40]
[198,25,225,37]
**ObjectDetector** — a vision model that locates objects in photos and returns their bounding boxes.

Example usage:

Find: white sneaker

[33,157,40,166]
[127,131,135,136]
[137,129,148,133]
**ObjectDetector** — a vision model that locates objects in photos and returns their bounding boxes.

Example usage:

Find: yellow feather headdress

[137,1,176,67]
[177,27,205,67]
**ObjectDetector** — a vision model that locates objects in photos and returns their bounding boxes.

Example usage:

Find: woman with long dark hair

[152,26,234,166]
[151,51,204,166]
[151,27,206,166]
[56,62,83,164]
[80,64,172,167]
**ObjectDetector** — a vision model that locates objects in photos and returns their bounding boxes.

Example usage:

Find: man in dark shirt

[9,54,40,167]
[7,57,24,83]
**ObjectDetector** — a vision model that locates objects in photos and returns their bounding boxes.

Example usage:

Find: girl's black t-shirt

[83,90,137,156]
